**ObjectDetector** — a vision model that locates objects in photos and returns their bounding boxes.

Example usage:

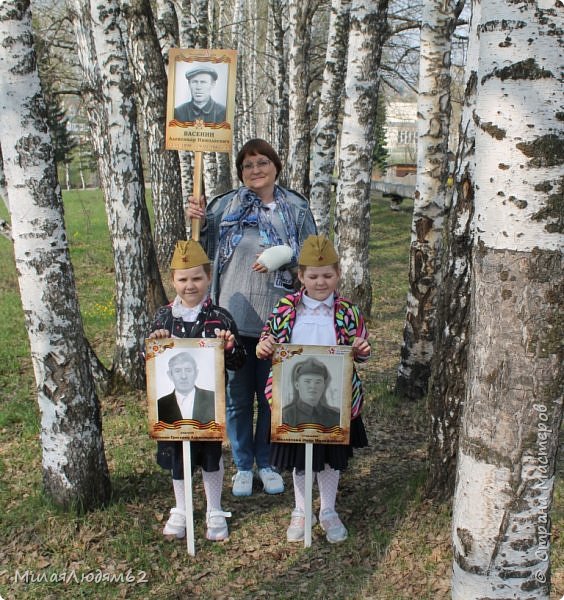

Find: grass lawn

[0,190,561,599]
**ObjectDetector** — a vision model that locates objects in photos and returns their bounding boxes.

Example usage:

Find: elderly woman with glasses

[186,138,317,498]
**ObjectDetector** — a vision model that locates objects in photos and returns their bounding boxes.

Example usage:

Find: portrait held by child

[148,240,245,542]
[256,235,371,544]
[283,356,341,429]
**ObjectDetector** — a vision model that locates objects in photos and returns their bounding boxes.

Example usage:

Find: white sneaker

[162,507,186,539]
[319,508,348,543]
[206,510,232,541]
[286,508,317,542]
[257,467,284,494]
[232,470,253,496]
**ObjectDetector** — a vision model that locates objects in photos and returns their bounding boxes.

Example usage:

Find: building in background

[383,100,417,182]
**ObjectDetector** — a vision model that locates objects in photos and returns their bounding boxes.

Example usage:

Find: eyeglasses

[241,159,272,171]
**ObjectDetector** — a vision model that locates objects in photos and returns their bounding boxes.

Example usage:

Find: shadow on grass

[167,392,429,600]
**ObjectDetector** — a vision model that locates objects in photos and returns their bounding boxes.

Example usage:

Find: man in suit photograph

[158,351,215,424]
[174,65,227,124]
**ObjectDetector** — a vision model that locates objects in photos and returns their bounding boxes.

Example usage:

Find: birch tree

[309,0,351,235]
[154,0,179,64]
[452,1,563,596]
[395,0,464,400]
[68,0,166,389]
[175,0,214,201]
[334,0,389,316]
[120,0,186,270]
[0,145,11,240]
[0,0,111,510]
[268,0,289,176]
[426,0,478,501]
[286,0,322,195]
[209,0,234,194]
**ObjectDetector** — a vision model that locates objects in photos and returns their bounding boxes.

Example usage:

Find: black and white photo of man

[157,351,215,424]
[174,64,227,124]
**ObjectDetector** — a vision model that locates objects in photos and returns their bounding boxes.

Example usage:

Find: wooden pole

[190,151,204,241]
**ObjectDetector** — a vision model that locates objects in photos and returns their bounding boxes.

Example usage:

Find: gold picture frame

[145,338,226,441]
[270,344,353,444]
[165,48,237,153]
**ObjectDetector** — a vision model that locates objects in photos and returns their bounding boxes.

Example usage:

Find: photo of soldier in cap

[282,357,341,429]
[174,63,227,124]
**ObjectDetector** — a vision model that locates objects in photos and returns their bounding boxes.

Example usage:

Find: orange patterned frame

[145,337,226,441]
[270,344,353,445]
[165,48,237,153]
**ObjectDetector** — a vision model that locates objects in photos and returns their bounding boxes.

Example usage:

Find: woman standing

[187,139,317,496]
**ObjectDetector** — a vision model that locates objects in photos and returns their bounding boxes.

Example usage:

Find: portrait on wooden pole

[146,338,226,441]
[270,345,353,444]
[165,48,237,153]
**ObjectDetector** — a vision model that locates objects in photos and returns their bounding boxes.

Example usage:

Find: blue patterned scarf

[217,186,300,273]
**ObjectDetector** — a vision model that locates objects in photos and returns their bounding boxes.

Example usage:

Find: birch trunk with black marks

[395,0,463,400]
[268,0,289,180]
[334,0,389,316]
[176,0,199,203]
[426,0,479,502]
[121,0,185,270]
[154,0,178,64]
[210,0,233,194]
[0,144,11,240]
[452,1,563,596]
[309,0,351,235]
[0,0,111,510]
[69,0,166,390]
[230,0,245,169]
[286,1,320,196]
[0,144,8,211]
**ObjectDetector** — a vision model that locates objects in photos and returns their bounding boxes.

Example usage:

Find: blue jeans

[226,336,272,471]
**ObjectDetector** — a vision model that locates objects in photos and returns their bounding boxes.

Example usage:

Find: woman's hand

[186,194,206,223]
[215,328,235,352]
[251,258,269,273]
[148,329,170,339]
[352,337,370,359]
[256,334,276,359]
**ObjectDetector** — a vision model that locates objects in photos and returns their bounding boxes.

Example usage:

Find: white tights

[292,464,340,514]
[172,457,225,513]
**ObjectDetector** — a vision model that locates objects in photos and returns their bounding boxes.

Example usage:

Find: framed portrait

[145,338,226,441]
[165,48,237,153]
[270,344,353,445]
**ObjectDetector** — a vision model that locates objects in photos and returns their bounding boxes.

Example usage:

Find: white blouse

[291,292,337,346]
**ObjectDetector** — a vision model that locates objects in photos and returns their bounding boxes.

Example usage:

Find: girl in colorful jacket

[256,235,370,544]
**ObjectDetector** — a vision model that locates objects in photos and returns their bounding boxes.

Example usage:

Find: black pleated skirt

[157,440,222,480]
[269,416,368,473]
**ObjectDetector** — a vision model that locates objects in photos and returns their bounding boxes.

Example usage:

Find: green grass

[0,190,561,600]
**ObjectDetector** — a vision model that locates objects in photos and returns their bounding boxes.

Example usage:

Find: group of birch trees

[0,0,561,596]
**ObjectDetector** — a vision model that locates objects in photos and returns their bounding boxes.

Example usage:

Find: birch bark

[309,0,351,235]
[452,1,563,595]
[395,0,463,400]
[154,0,179,64]
[426,0,478,501]
[69,0,166,389]
[286,1,321,196]
[334,0,389,315]
[0,0,111,509]
[268,0,289,179]
[120,0,186,270]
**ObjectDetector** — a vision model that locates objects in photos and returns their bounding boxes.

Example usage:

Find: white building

[384,101,417,178]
